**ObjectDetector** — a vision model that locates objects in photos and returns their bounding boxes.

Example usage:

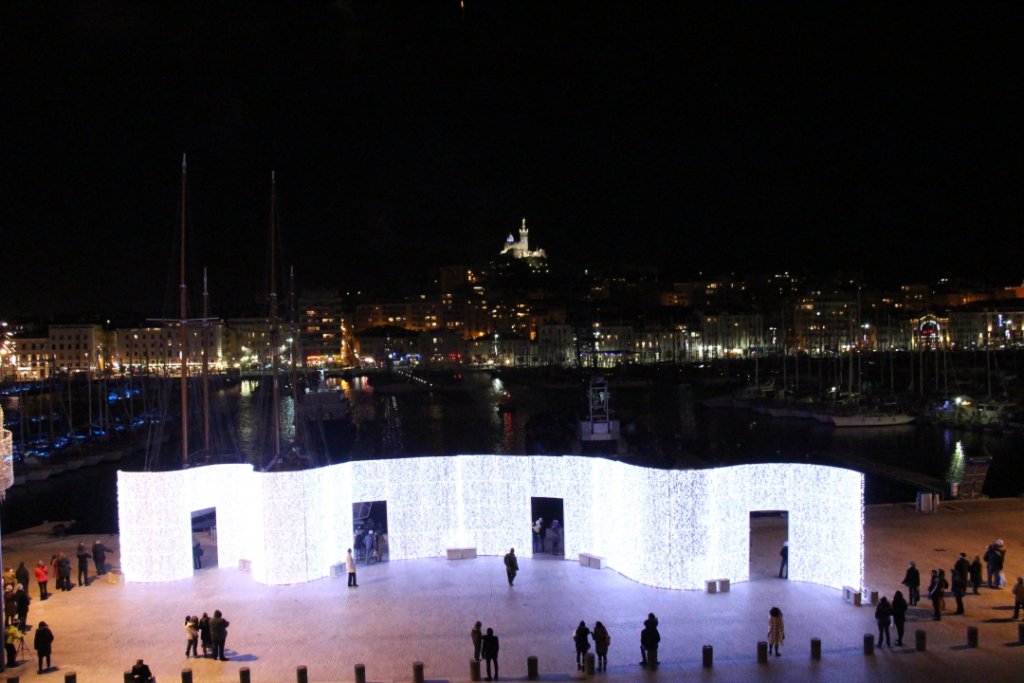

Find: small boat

[827,412,916,428]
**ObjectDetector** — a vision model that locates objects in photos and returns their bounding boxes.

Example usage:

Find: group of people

[30,540,114,602]
[531,517,562,555]
[900,540,1012,623]
[183,611,231,661]
[3,618,53,674]
[571,620,611,671]
[470,621,501,680]
[353,528,386,564]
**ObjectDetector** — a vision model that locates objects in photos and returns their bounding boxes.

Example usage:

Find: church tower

[518,218,529,255]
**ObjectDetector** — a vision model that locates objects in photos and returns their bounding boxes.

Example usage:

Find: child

[768,607,785,656]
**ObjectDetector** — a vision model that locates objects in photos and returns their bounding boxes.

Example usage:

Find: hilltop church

[500,218,547,265]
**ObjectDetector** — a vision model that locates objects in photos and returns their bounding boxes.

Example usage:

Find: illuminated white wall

[118,458,862,591]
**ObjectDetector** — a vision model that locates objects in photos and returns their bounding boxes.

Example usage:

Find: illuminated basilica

[500,218,547,261]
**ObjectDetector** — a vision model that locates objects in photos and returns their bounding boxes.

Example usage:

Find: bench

[578,552,607,569]
[238,559,252,572]
[446,548,477,560]
[843,585,862,606]
[862,587,879,605]
[704,578,730,593]
[330,562,345,577]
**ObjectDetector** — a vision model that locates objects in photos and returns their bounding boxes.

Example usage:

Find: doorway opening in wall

[353,500,388,564]
[750,510,788,581]
[530,497,564,558]
[190,507,218,571]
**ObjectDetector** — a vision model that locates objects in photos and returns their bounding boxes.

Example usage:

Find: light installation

[118,457,863,591]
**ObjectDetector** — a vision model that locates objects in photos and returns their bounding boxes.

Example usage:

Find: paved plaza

[1,497,1022,682]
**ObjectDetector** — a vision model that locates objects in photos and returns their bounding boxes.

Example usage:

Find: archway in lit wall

[190,506,218,570]
[749,510,788,581]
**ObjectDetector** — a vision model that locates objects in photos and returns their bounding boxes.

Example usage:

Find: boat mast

[269,171,281,461]
[202,267,211,455]
[179,153,190,468]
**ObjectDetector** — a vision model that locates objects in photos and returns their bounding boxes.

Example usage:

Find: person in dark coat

[471,621,482,661]
[953,553,970,587]
[969,555,983,595]
[130,658,154,681]
[92,540,113,576]
[33,620,53,673]
[891,590,908,646]
[76,543,91,587]
[984,539,1007,588]
[480,627,499,680]
[209,609,230,661]
[199,612,212,657]
[875,596,893,647]
[927,569,943,620]
[901,561,921,606]
[14,584,29,631]
[14,563,29,596]
[640,620,660,669]
[503,548,518,586]
[778,541,789,578]
[57,554,72,591]
[3,585,14,626]
[573,620,591,671]
[193,541,204,570]
[593,621,611,671]
[951,567,966,614]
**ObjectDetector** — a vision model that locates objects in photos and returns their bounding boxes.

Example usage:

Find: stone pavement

[0,497,1022,682]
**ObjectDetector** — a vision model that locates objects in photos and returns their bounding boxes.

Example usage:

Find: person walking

[503,548,518,586]
[471,621,483,661]
[969,555,983,595]
[901,561,920,606]
[346,548,358,587]
[185,615,199,657]
[76,543,91,587]
[767,607,785,656]
[951,566,966,614]
[33,620,53,673]
[34,561,48,601]
[891,590,908,646]
[593,621,611,671]
[927,569,943,620]
[1013,577,1024,619]
[199,612,211,658]
[640,617,660,669]
[14,584,29,631]
[209,609,230,661]
[92,539,113,576]
[778,541,789,578]
[481,627,499,680]
[875,596,893,647]
[573,620,591,671]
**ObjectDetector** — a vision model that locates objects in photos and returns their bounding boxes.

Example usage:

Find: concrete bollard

[413,661,425,683]
[757,640,768,663]
[6,676,18,683]
[863,633,874,655]
[967,626,979,648]
[811,637,821,660]
[354,663,367,683]
[123,673,133,683]
[585,652,596,675]
[296,665,309,683]
[702,644,713,668]
[527,655,539,680]
[1019,623,1024,644]
[181,668,193,683]
[470,658,481,681]
[239,668,251,683]
[915,629,927,652]
[64,675,76,683]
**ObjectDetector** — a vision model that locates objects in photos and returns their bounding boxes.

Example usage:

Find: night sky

[2,2,1020,316]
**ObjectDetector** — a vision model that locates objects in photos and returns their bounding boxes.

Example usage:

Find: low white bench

[862,587,879,605]
[446,548,478,560]
[330,562,345,577]
[578,552,607,569]
[705,578,730,593]
[238,559,252,572]
[843,585,862,606]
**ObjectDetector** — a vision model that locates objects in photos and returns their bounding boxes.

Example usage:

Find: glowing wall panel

[118,457,862,591]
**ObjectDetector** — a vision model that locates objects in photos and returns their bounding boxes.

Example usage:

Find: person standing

[199,612,211,658]
[875,597,893,647]
[640,617,660,669]
[550,519,561,555]
[969,555,983,595]
[767,607,785,656]
[503,548,518,586]
[1013,577,1024,619]
[34,620,53,673]
[593,621,611,671]
[573,620,591,671]
[209,609,229,661]
[76,543,91,587]
[901,562,920,606]
[34,561,49,601]
[57,553,72,591]
[346,548,358,587]
[3,585,14,626]
[891,590,908,646]
[14,584,29,631]
[5,622,22,667]
[954,553,970,588]
[363,530,375,564]
[951,567,966,614]
[185,615,199,657]
[927,569,943,620]
[193,541,204,570]
[532,518,542,553]
[92,539,113,576]
[14,563,28,595]
[538,519,547,553]
[471,621,483,661]
[480,627,499,680]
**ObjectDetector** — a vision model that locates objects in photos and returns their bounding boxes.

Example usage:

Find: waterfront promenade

[1,497,1022,682]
